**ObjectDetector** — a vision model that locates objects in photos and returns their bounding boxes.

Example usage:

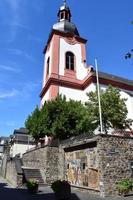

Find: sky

[0,0,132,136]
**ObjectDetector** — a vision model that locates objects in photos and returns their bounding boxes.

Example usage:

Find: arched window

[66,52,74,70]
[60,12,64,20]
[47,57,50,75]
[65,12,68,20]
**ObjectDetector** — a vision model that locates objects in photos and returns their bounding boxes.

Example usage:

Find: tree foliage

[25,95,93,140]
[25,86,132,140]
[25,106,42,141]
[125,49,133,59]
[86,85,132,133]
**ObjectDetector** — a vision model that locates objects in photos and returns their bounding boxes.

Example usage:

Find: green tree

[25,95,94,140]
[25,106,42,142]
[86,85,132,133]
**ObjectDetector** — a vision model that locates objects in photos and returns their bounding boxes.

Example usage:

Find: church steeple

[40,1,87,104]
[53,0,79,36]
[57,0,71,22]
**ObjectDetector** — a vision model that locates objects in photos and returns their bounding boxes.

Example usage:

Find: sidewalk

[0,177,133,200]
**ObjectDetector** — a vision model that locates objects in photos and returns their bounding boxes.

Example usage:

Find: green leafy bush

[116,178,133,195]
[26,179,39,193]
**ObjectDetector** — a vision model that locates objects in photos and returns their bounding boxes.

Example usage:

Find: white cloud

[0,89,18,99]
[0,64,20,73]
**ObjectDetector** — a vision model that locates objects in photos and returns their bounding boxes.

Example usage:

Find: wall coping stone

[61,132,133,149]
[23,132,133,155]
[23,144,49,155]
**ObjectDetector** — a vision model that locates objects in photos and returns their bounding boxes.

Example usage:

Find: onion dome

[53,0,79,36]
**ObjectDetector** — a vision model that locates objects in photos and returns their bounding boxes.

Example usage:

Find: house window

[66,52,74,70]
[47,57,50,75]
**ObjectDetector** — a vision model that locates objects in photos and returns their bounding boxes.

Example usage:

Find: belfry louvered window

[66,52,74,70]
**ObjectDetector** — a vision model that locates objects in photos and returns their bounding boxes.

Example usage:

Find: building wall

[42,40,53,87]
[40,88,49,106]
[59,83,96,102]
[120,90,133,120]
[41,80,133,128]
[59,38,87,80]
[10,143,35,158]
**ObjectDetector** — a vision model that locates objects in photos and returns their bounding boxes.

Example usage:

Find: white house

[9,128,35,158]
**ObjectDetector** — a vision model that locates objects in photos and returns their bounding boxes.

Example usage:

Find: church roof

[53,20,79,36]
[95,71,133,89]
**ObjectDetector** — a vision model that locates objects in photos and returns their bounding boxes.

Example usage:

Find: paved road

[0,177,133,200]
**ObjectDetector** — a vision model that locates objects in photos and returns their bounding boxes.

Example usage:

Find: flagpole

[95,59,103,133]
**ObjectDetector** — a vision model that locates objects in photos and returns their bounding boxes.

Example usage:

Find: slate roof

[53,20,79,36]
[10,127,34,144]
[97,71,133,87]
[13,127,28,135]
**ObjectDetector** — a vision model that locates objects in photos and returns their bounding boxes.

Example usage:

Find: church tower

[40,1,89,106]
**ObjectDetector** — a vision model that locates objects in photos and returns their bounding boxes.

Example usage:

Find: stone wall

[97,134,133,197]
[61,134,133,197]
[6,159,17,186]
[22,146,47,183]
[5,159,23,187]
[22,145,65,184]
[0,154,7,178]
[18,134,133,196]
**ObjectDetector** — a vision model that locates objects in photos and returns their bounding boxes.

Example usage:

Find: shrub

[116,178,133,195]
[51,180,62,193]
[26,179,39,193]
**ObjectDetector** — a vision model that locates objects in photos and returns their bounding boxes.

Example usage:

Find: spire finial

[63,0,66,6]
